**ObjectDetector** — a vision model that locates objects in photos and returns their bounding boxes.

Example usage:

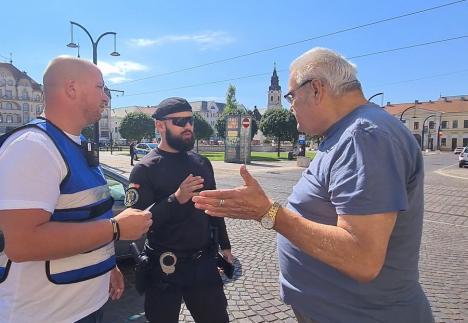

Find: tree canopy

[259,108,298,156]
[193,112,213,152]
[119,112,155,143]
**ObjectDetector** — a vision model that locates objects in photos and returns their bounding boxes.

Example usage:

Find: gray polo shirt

[278,103,433,322]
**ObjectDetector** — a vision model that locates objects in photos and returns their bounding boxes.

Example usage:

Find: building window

[453,120,458,128]
[441,121,448,129]
[23,112,29,123]
[429,121,435,129]
[7,79,14,86]
[6,115,13,123]
[16,115,21,123]
[5,90,12,99]
[441,138,446,146]
[6,103,12,110]
[21,90,29,100]
[464,120,468,128]
[413,122,419,130]
[23,103,29,111]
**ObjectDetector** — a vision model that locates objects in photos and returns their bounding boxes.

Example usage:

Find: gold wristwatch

[260,202,281,229]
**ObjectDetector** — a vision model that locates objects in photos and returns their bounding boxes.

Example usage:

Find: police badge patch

[125,184,140,207]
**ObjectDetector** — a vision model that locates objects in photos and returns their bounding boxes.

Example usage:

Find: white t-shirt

[0,128,110,323]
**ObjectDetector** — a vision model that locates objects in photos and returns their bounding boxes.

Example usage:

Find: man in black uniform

[129,141,137,165]
[127,97,233,323]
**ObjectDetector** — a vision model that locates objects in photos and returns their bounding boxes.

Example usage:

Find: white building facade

[0,63,43,135]
[385,96,468,151]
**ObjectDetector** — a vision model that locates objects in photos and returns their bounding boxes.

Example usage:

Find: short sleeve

[0,129,66,212]
[329,128,409,215]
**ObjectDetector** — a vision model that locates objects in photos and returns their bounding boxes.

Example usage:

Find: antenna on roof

[9,52,12,64]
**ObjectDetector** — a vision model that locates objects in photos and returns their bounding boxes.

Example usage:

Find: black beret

[152,97,192,120]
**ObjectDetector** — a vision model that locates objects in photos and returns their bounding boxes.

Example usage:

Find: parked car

[134,143,157,159]
[102,165,146,258]
[0,166,145,260]
[453,146,465,154]
[458,147,468,168]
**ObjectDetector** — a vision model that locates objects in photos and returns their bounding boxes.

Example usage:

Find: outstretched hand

[192,165,271,220]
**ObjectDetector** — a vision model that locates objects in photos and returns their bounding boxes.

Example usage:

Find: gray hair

[290,47,362,96]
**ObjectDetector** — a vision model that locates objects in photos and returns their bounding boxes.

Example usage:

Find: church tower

[267,63,282,109]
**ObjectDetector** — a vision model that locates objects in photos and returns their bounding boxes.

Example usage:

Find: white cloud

[98,60,148,77]
[129,31,235,50]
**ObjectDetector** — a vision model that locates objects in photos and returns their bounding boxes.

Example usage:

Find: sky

[2,0,468,110]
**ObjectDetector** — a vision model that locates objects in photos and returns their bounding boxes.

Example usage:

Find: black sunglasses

[160,116,194,127]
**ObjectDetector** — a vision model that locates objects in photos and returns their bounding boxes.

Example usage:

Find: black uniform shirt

[128,147,231,252]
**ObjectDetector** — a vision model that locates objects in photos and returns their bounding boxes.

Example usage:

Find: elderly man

[193,48,433,322]
[0,56,152,323]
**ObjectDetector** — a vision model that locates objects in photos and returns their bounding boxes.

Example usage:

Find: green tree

[215,84,246,139]
[119,112,155,143]
[260,108,299,157]
[193,112,213,152]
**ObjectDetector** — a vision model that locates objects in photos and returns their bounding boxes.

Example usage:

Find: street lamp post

[399,105,416,122]
[367,92,384,107]
[66,21,120,162]
[421,114,435,151]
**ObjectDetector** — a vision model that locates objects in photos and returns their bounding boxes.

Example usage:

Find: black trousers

[145,252,228,323]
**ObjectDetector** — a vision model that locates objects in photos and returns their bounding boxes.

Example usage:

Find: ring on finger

[219,199,225,207]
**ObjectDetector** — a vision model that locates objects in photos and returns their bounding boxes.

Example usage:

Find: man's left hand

[109,266,124,300]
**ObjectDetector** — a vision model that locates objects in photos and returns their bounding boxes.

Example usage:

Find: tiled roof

[384,97,468,116]
[0,63,42,91]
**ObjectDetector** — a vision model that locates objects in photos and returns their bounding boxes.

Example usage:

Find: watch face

[260,215,274,229]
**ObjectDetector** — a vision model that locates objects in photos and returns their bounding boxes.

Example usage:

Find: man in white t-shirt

[0,56,153,323]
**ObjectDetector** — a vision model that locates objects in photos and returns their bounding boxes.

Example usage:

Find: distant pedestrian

[130,141,137,166]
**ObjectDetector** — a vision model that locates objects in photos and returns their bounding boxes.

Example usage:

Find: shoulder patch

[125,187,140,207]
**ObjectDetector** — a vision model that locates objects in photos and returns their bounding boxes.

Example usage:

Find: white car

[458,147,468,168]
[134,143,157,159]
[454,147,464,154]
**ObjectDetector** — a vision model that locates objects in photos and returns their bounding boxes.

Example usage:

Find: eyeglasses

[160,116,194,127]
[283,79,313,104]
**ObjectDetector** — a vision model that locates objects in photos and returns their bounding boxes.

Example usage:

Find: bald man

[0,56,153,323]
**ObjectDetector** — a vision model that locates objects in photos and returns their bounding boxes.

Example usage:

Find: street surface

[100,151,467,323]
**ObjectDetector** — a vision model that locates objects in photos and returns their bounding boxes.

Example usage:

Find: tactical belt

[145,242,213,262]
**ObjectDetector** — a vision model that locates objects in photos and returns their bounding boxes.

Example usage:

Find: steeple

[269,62,281,91]
[267,63,282,109]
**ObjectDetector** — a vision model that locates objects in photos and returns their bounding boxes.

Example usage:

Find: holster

[130,242,151,295]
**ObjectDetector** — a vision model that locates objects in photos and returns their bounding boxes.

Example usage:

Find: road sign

[242,117,250,128]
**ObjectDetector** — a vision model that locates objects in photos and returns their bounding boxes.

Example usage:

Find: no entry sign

[242,117,250,128]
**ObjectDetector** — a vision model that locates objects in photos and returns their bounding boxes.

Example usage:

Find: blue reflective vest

[0,118,115,284]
